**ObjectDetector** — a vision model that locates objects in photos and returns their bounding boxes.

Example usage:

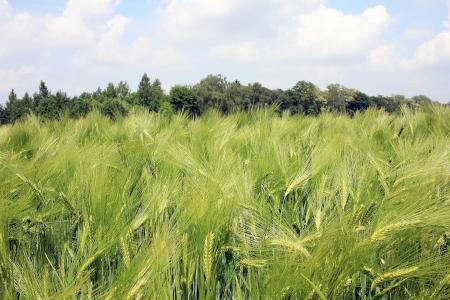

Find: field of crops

[0,107,449,299]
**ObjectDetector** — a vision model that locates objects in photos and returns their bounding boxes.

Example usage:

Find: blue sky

[1,0,449,103]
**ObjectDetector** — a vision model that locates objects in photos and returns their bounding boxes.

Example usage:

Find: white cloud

[412,31,450,66]
[368,1,450,70]
[0,9,40,58]
[0,0,9,15]
[210,41,262,63]
[158,0,327,41]
[445,0,450,29]
[42,15,95,46]
[0,66,35,96]
[409,0,450,67]
[65,0,122,18]
[404,27,434,40]
[208,4,390,63]
[368,45,398,67]
[289,5,390,58]
[72,15,189,68]
[41,0,122,46]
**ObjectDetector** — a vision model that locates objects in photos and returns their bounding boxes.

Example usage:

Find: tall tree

[5,89,20,123]
[39,80,50,98]
[326,84,348,113]
[194,75,227,113]
[69,96,92,118]
[0,104,7,125]
[226,80,249,111]
[101,99,128,120]
[104,83,118,99]
[37,96,59,119]
[284,81,321,115]
[347,91,370,115]
[412,95,432,106]
[55,91,70,112]
[117,81,130,98]
[16,92,33,119]
[170,86,200,117]
[33,81,51,112]
[248,83,276,109]
[137,74,164,111]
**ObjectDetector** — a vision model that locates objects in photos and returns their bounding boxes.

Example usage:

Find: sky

[0,0,449,103]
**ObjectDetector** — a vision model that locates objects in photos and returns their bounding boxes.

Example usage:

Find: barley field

[0,107,449,299]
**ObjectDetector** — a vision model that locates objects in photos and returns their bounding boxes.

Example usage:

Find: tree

[55,91,70,112]
[21,93,33,113]
[101,99,128,120]
[170,86,200,117]
[412,95,432,106]
[387,95,407,113]
[326,84,347,113]
[117,81,130,98]
[226,80,250,111]
[69,97,92,118]
[248,83,276,109]
[137,74,165,112]
[194,75,227,113]
[347,91,370,115]
[37,96,59,119]
[33,81,51,112]
[5,89,20,123]
[13,93,33,120]
[0,104,7,125]
[104,83,118,99]
[284,81,321,115]
[39,80,50,98]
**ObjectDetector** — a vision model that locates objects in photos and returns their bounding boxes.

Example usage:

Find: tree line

[0,73,444,124]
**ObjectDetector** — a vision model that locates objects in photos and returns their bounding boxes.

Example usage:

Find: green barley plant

[0,105,449,299]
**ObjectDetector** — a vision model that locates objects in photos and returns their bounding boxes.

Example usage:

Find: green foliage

[36,95,59,119]
[194,74,228,113]
[5,89,20,123]
[0,104,6,124]
[69,97,93,118]
[282,81,322,115]
[100,98,128,119]
[137,74,165,112]
[170,85,200,117]
[0,106,449,299]
[0,74,445,127]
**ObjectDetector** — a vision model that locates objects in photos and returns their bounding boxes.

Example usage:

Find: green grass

[0,106,449,299]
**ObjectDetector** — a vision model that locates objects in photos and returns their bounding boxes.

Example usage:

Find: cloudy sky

[1,0,449,103]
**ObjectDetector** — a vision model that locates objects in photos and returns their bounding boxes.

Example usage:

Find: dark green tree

[69,97,92,118]
[5,89,20,123]
[283,81,321,115]
[117,81,130,98]
[326,84,347,113]
[104,83,118,99]
[194,75,227,113]
[226,80,250,111]
[137,74,165,111]
[39,80,50,98]
[347,91,370,115]
[0,104,7,125]
[55,91,70,112]
[387,95,407,113]
[15,93,33,119]
[412,95,432,106]
[101,99,128,120]
[37,96,59,119]
[33,81,51,112]
[248,83,276,109]
[170,86,200,117]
